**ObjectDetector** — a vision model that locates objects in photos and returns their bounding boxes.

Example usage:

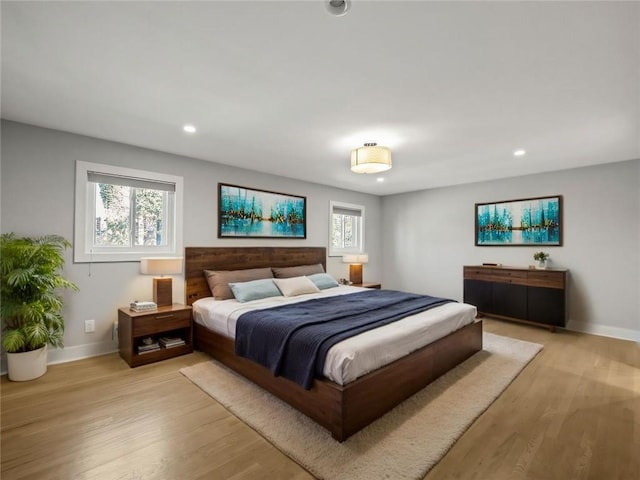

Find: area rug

[180,332,542,480]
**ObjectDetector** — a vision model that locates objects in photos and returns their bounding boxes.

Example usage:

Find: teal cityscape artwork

[219,184,306,238]
[476,196,561,245]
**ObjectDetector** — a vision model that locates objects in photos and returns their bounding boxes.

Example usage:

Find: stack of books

[130,301,157,312]
[138,340,160,354]
[159,336,186,349]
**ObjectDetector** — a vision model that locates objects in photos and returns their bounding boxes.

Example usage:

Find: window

[74,161,183,262]
[329,201,365,257]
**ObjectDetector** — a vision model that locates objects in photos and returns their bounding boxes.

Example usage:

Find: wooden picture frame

[475,195,562,246]
[218,183,306,239]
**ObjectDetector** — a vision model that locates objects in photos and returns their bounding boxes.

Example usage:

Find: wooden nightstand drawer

[132,310,191,337]
[118,304,193,367]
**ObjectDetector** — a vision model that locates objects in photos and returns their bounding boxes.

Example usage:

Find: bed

[185,246,483,442]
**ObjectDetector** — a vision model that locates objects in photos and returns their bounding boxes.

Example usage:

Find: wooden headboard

[184,246,327,305]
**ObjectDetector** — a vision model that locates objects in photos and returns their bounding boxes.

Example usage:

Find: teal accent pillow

[229,278,282,303]
[307,273,340,290]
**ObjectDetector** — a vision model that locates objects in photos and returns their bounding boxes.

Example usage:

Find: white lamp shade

[342,254,369,265]
[140,257,183,275]
[350,145,392,174]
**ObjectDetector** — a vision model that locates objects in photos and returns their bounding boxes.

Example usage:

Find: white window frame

[329,200,365,257]
[74,161,183,263]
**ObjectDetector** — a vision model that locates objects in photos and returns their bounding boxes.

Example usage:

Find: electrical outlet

[84,319,95,333]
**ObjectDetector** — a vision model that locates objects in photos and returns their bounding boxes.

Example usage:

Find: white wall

[382,159,640,341]
[0,121,382,365]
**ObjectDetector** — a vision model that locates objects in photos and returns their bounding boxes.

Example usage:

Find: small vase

[536,260,547,270]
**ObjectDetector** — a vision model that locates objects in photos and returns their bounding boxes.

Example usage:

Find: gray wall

[2,119,638,370]
[0,120,382,364]
[382,159,640,341]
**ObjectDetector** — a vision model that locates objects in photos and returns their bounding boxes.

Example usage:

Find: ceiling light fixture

[350,143,392,174]
[183,124,196,134]
[376,178,385,183]
[514,149,526,157]
[325,0,350,17]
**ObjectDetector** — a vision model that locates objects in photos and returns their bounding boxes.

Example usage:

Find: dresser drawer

[463,267,494,282]
[132,309,192,337]
[490,269,528,286]
[463,265,568,331]
[527,271,565,289]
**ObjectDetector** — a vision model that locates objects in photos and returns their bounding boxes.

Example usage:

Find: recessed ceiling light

[376,178,385,183]
[514,149,526,157]
[183,124,196,134]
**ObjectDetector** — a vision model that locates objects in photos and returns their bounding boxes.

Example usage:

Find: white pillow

[273,276,321,297]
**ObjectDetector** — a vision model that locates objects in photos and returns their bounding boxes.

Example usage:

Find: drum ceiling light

[350,143,392,174]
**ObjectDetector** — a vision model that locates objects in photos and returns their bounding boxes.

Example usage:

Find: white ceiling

[2,1,638,195]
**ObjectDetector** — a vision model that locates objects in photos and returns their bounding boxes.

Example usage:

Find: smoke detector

[325,0,350,17]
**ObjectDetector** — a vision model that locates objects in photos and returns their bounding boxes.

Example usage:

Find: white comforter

[192,285,477,385]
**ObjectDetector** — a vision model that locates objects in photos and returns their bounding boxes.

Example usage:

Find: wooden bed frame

[185,246,483,442]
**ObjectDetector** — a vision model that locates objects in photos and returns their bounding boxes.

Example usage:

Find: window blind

[87,171,176,192]
[333,206,362,217]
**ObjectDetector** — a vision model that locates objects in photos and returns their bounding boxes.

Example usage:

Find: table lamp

[342,254,369,285]
[140,257,183,307]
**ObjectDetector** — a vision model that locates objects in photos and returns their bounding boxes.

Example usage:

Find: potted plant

[533,251,550,269]
[1,234,78,381]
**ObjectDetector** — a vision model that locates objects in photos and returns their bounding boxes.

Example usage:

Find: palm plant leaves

[1,233,78,353]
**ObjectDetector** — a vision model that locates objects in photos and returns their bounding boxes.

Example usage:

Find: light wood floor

[2,318,638,479]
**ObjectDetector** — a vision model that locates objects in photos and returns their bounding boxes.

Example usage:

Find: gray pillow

[272,263,325,278]
[204,267,273,300]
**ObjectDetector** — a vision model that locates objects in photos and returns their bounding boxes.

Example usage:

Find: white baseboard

[567,320,639,343]
[0,341,118,375]
[47,341,119,365]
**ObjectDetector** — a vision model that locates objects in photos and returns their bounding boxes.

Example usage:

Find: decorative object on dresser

[463,265,568,332]
[218,183,306,239]
[140,257,183,307]
[185,246,482,441]
[533,251,550,269]
[118,304,193,367]
[342,253,369,285]
[475,195,562,246]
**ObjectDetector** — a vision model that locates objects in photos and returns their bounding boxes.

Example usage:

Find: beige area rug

[180,333,542,480]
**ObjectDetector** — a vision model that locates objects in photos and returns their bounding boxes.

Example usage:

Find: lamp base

[349,264,363,285]
[153,277,173,307]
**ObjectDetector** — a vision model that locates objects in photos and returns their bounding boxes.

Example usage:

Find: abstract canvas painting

[218,183,306,238]
[475,195,562,246]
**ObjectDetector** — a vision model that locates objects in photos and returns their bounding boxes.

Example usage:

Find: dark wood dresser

[463,265,568,332]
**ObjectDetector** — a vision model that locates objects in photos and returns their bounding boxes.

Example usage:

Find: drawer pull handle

[156,314,174,319]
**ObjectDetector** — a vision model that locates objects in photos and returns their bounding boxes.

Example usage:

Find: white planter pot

[7,345,48,381]
[536,260,547,269]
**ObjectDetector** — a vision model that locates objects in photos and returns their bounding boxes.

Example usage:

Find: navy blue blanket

[235,290,454,389]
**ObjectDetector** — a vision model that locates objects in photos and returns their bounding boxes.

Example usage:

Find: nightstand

[353,282,382,289]
[118,304,193,367]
